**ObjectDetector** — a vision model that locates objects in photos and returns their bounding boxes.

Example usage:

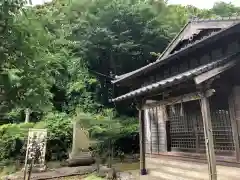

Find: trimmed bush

[0,112,72,163]
[0,112,139,164]
[0,123,34,161]
[42,112,72,161]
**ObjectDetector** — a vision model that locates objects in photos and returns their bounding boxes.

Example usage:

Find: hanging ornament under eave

[180,100,184,117]
[171,104,176,115]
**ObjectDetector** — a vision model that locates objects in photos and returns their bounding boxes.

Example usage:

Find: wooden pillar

[138,107,147,175]
[200,90,217,180]
[229,87,240,161]
[233,86,240,132]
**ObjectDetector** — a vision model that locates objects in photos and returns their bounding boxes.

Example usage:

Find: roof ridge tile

[191,16,240,23]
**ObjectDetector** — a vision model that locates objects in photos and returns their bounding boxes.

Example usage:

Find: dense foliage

[0,113,72,162]
[1,0,240,121]
[0,0,240,164]
[0,112,139,163]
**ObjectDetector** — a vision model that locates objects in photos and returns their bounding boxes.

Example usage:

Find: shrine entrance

[167,92,235,156]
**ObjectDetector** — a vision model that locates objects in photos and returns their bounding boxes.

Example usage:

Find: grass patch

[46,161,65,169]
[114,162,139,171]
[84,175,104,180]
[0,164,18,177]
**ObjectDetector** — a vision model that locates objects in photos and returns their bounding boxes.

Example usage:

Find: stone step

[147,158,240,180]
[139,175,165,180]
[147,157,208,172]
[150,168,239,180]
[150,169,197,180]
[150,166,208,180]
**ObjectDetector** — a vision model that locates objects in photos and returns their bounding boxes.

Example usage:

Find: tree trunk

[25,108,31,123]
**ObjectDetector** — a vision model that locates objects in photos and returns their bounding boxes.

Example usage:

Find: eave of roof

[159,17,240,61]
[111,52,240,102]
[157,21,191,60]
[112,21,240,84]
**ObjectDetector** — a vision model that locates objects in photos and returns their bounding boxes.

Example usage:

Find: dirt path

[2,166,96,180]
[51,172,160,180]
[119,170,163,180]
[2,164,160,180]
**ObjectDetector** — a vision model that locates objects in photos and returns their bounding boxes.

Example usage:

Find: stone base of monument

[22,164,47,173]
[97,166,119,179]
[67,151,95,167]
[31,165,47,173]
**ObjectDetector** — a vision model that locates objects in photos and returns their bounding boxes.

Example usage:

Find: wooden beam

[159,22,191,60]
[228,91,240,161]
[143,90,215,109]
[200,90,217,180]
[137,104,147,175]
[194,60,236,85]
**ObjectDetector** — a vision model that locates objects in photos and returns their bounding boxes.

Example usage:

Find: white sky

[168,0,240,9]
[28,0,51,5]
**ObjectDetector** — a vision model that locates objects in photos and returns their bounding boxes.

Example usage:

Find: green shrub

[0,112,139,164]
[0,112,72,162]
[88,115,139,156]
[0,164,18,176]
[43,112,72,161]
[0,123,34,161]
[30,112,73,161]
[84,175,104,180]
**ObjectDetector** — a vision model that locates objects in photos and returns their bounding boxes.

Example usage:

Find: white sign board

[24,128,47,171]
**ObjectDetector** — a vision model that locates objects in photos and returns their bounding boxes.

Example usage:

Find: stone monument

[67,120,95,166]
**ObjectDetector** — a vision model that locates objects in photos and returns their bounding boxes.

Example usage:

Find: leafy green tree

[0,0,69,123]
[212,2,240,17]
[64,0,171,112]
[1,0,240,124]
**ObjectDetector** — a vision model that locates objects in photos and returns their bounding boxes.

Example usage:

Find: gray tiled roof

[111,52,240,102]
[191,16,240,22]
[112,19,240,84]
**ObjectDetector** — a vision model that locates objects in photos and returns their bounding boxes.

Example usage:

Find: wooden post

[228,89,240,161]
[232,86,240,134]
[200,90,217,180]
[138,106,147,175]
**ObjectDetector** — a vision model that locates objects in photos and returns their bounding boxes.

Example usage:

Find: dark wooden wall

[144,105,167,154]
[137,33,240,89]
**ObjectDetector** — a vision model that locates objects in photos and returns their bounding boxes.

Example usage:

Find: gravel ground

[51,175,85,180]
[1,166,96,180]
[48,171,142,180]
[2,163,157,180]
